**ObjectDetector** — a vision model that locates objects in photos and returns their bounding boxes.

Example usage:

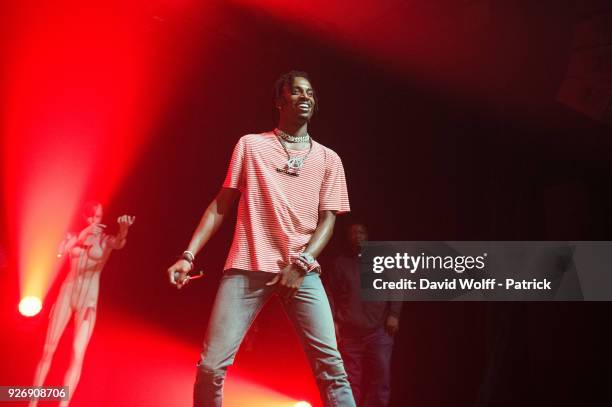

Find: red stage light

[3,1,197,306]
[294,401,313,407]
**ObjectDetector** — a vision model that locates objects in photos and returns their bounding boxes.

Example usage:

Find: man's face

[279,76,315,121]
[348,224,368,249]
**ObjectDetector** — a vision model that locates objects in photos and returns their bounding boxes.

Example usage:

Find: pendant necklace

[274,128,312,177]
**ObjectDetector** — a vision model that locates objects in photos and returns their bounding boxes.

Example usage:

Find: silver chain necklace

[275,132,313,176]
[274,128,310,143]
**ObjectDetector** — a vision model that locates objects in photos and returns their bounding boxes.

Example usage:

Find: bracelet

[293,257,310,273]
[298,252,315,267]
[182,251,195,263]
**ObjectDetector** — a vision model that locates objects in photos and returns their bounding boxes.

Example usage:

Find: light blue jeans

[194,269,356,407]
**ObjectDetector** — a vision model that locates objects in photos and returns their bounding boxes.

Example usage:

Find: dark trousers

[339,327,394,407]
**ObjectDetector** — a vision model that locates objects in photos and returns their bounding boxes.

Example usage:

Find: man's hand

[266,264,306,300]
[167,259,193,289]
[385,315,399,337]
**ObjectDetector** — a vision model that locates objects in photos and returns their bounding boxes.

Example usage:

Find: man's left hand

[266,264,306,300]
[385,315,399,337]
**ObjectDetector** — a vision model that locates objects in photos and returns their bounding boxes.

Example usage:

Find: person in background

[30,202,134,407]
[326,220,402,407]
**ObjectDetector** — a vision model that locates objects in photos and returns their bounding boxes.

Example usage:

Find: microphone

[174,269,204,285]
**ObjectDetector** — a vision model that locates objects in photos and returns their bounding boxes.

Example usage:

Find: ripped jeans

[194,269,355,407]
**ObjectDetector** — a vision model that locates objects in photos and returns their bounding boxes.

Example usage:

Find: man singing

[167,70,356,406]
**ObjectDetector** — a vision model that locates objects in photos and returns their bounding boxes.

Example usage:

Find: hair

[81,201,102,219]
[343,215,367,231]
[274,70,318,111]
[347,221,368,234]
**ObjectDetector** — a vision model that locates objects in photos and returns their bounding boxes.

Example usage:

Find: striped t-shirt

[222,132,350,273]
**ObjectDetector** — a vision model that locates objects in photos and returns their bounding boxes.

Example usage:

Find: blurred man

[326,221,402,407]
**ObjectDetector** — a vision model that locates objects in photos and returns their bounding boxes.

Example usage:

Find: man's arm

[268,210,337,299]
[185,188,240,255]
[167,187,240,288]
[385,301,402,336]
[304,210,336,258]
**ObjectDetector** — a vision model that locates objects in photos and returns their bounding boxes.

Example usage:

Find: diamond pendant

[287,156,304,170]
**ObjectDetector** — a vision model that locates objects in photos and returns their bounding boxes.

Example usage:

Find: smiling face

[278,76,316,122]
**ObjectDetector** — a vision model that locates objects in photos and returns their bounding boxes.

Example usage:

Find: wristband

[294,257,310,274]
[181,251,195,271]
[295,252,316,274]
[298,252,315,267]
[182,250,195,263]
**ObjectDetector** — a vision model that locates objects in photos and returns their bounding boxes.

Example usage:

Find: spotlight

[294,402,312,407]
[19,296,42,317]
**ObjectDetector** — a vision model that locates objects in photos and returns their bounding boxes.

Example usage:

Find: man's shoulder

[313,140,342,162]
[238,132,275,146]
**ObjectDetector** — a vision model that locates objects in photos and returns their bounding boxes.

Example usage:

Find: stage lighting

[19,296,42,317]
[294,402,312,407]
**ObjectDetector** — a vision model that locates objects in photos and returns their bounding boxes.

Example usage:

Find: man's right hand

[167,259,193,289]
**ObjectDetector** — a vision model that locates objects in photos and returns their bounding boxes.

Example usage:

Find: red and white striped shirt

[222,132,350,273]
